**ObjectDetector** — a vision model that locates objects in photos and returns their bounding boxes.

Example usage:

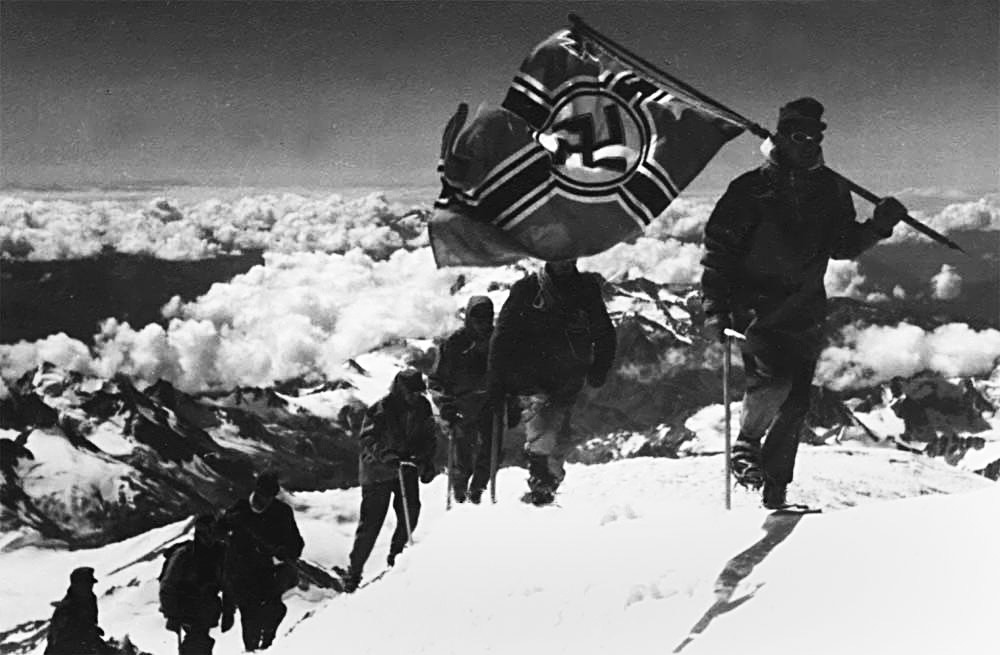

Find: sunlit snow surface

[2,451,996,655]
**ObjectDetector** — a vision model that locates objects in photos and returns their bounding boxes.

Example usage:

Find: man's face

[778,123,824,169]
[468,310,493,337]
[547,260,578,277]
[401,385,425,407]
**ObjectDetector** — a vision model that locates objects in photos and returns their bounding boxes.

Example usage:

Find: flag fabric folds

[429,28,744,267]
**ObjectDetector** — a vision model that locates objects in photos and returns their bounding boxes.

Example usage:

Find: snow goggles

[788,131,824,145]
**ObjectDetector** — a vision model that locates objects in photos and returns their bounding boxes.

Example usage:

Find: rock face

[1,366,359,548]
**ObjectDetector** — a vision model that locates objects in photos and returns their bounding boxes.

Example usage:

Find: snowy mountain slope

[0,452,994,655]
[1,365,366,547]
[271,456,995,655]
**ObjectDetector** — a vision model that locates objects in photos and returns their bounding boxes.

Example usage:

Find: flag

[429,28,744,267]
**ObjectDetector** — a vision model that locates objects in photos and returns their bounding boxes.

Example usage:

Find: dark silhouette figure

[222,471,304,651]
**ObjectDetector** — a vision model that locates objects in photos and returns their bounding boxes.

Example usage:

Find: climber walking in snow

[340,368,438,592]
[429,295,498,505]
[488,259,616,506]
[158,514,235,654]
[700,97,909,510]
[221,471,304,651]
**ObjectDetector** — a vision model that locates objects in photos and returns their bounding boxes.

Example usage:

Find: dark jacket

[359,373,438,485]
[701,163,886,343]
[159,539,233,627]
[489,270,615,399]
[222,498,304,602]
[44,590,103,655]
[429,296,492,422]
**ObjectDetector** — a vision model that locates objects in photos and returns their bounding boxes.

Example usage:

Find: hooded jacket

[428,296,493,421]
[701,155,886,342]
[358,371,438,485]
[489,268,615,399]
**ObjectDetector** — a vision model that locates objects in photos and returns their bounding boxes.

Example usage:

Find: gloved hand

[872,196,907,237]
[703,313,731,344]
[382,450,402,467]
[440,402,460,423]
[586,369,608,389]
[221,611,235,633]
[165,617,182,633]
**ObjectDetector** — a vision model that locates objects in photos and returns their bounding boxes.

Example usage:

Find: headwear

[70,567,97,585]
[777,97,827,131]
[254,470,280,497]
[466,295,494,318]
[396,368,427,393]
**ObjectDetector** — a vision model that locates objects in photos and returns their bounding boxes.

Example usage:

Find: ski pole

[446,422,455,510]
[723,333,732,511]
[489,399,505,504]
[721,329,744,510]
[398,462,417,545]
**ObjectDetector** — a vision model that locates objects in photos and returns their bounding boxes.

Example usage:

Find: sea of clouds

[1,190,998,395]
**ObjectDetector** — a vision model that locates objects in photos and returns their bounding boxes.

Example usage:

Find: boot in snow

[337,566,361,593]
[468,487,484,504]
[761,479,788,510]
[520,489,555,506]
[731,440,764,490]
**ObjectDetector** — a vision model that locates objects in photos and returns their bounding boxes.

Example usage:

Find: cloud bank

[1,249,470,391]
[818,322,1000,390]
[0,192,427,260]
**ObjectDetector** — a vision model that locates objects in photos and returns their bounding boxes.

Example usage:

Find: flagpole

[568,14,967,254]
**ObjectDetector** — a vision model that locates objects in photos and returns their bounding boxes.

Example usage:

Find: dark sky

[2,1,998,193]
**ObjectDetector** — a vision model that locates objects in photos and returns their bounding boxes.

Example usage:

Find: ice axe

[721,328,745,510]
[398,462,417,545]
[445,420,456,510]
[489,398,505,504]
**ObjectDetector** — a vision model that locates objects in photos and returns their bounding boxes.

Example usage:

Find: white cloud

[0,333,96,382]
[824,260,869,299]
[580,237,704,285]
[1,248,475,391]
[882,194,1000,244]
[892,187,972,200]
[817,322,1000,390]
[645,196,717,241]
[930,264,962,300]
[0,192,426,261]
